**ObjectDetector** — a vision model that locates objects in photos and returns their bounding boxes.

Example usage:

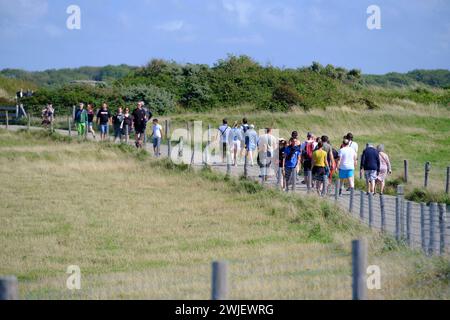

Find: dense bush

[120,84,176,115]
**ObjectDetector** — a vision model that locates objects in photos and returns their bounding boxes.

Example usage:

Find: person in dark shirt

[132,102,147,148]
[276,139,287,190]
[87,104,96,139]
[283,138,301,192]
[122,107,133,143]
[360,144,380,195]
[96,103,112,141]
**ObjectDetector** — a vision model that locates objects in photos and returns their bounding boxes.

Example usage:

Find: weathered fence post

[380,195,386,232]
[226,149,231,178]
[68,117,72,137]
[420,203,427,253]
[167,120,171,159]
[395,194,401,242]
[5,110,8,129]
[424,162,431,188]
[211,261,228,300]
[406,201,412,247]
[404,160,409,183]
[438,203,447,255]
[359,190,364,219]
[178,136,184,159]
[352,239,367,300]
[0,276,18,300]
[368,192,373,229]
[429,202,437,255]
[446,167,449,194]
[334,179,340,202]
[27,114,31,130]
[348,188,354,213]
[397,185,405,238]
[205,124,211,166]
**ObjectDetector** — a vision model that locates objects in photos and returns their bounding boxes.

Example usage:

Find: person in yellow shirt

[312,141,329,196]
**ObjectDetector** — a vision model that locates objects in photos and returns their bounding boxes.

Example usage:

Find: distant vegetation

[1,55,449,114]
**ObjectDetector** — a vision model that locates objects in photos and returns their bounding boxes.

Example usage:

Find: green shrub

[120,84,176,115]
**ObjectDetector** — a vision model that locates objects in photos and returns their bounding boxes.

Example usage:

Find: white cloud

[156,20,184,32]
[222,0,254,26]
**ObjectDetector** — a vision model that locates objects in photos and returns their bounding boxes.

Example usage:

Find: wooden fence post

[424,162,431,188]
[27,114,31,131]
[380,195,386,232]
[404,160,409,183]
[167,120,171,159]
[446,167,449,194]
[420,203,427,253]
[5,110,8,129]
[334,179,340,202]
[348,188,354,213]
[68,117,72,137]
[429,203,437,255]
[352,239,367,300]
[206,124,211,166]
[406,201,412,246]
[368,192,373,229]
[438,203,447,255]
[0,276,18,300]
[211,261,228,300]
[397,185,405,238]
[359,190,364,219]
[395,195,401,242]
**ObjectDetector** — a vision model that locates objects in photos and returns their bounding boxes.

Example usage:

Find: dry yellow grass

[0,129,448,300]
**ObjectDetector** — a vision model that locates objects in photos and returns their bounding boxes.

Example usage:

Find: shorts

[87,122,94,128]
[135,124,145,134]
[153,137,161,148]
[232,140,241,151]
[99,124,109,135]
[114,126,122,138]
[312,166,326,181]
[365,170,378,182]
[339,169,354,179]
[303,160,312,174]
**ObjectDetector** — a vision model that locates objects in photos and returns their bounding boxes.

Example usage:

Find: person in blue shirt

[283,138,301,192]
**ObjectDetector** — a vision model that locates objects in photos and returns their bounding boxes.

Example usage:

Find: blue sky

[0,0,449,74]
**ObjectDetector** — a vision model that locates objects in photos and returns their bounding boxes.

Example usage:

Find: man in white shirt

[337,138,357,195]
[217,119,231,163]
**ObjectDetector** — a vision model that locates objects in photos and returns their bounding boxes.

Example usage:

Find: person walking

[87,104,96,139]
[112,107,125,143]
[132,102,147,148]
[300,132,315,188]
[375,144,392,195]
[74,102,88,138]
[321,136,336,191]
[217,119,231,164]
[360,144,380,195]
[258,128,277,182]
[150,119,163,157]
[245,124,258,166]
[346,132,359,155]
[312,141,329,195]
[230,121,243,166]
[337,138,357,195]
[122,107,133,143]
[276,139,287,190]
[96,103,112,141]
[240,118,250,159]
[283,138,301,192]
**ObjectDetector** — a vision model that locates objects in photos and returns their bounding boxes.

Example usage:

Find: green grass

[0,129,448,299]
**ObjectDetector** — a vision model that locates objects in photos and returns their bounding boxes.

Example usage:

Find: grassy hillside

[363,69,450,88]
[0,129,448,299]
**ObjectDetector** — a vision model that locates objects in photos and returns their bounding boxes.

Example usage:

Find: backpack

[74,109,81,122]
[302,141,314,160]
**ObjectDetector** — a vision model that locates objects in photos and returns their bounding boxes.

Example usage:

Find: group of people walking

[216,119,392,196]
[72,101,163,155]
